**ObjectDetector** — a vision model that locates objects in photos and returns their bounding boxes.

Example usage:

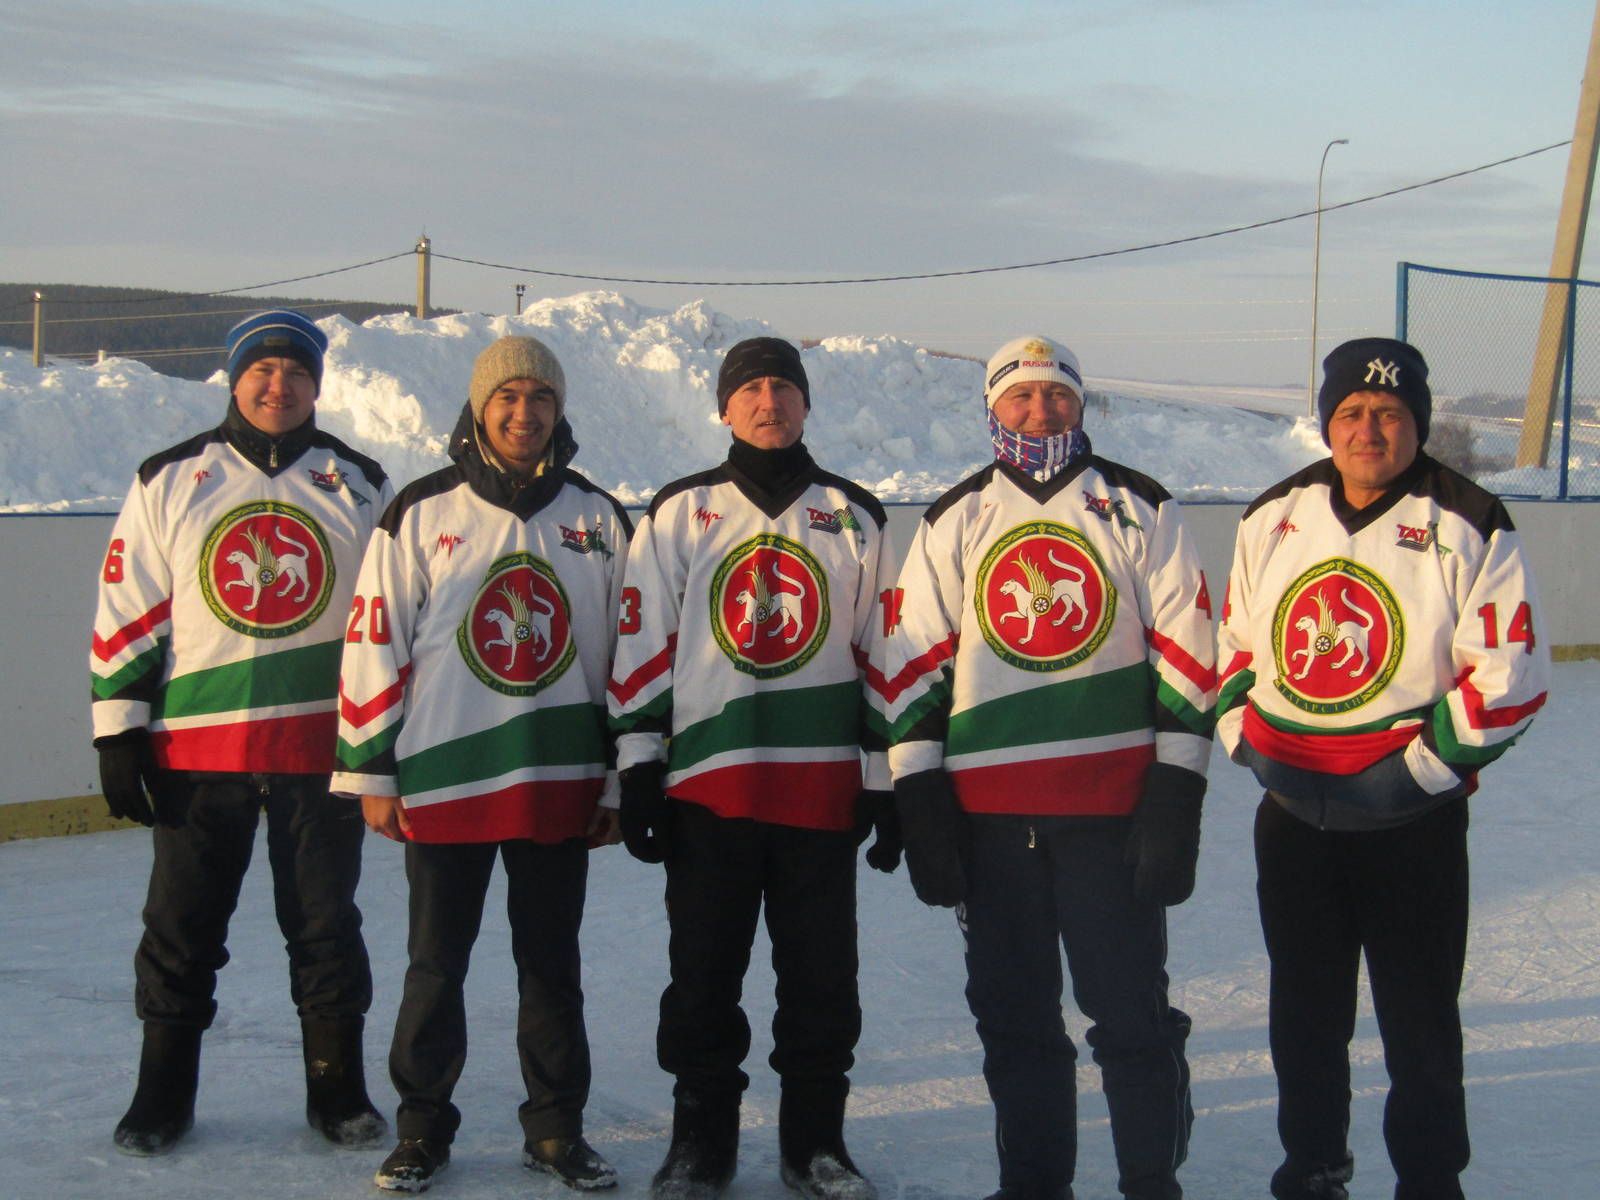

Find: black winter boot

[113,1023,201,1156]
[302,1016,388,1148]
[651,1090,740,1200]
[777,1080,876,1200]
[1269,1154,1354,1200]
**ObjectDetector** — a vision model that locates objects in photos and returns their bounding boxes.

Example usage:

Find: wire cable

[434,141,1570,287]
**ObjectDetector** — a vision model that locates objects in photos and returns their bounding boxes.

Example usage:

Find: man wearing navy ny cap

[90,309,393,1157]
[1218,337,1551,1200]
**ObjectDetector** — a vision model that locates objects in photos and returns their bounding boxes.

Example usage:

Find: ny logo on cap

[1364,358,1400,387]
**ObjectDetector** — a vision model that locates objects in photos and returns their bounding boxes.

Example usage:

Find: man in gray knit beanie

[467,335,568,475]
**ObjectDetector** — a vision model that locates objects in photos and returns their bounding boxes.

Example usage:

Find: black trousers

[389,838,591,1145]
[133,773,371,1028]
[657,802,861,1101]
[962,816,1192,1198]
[1255,794,1470,1198]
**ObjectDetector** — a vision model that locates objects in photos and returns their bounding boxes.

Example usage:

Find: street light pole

[1309,137,1349,416]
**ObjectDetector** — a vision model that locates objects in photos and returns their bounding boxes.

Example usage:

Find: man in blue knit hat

[90,309,394,1157]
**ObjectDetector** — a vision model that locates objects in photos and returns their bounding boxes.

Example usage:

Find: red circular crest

[200,502,334,637]
[459,554,575,695]
[975,522,1114,671]
[1271,559,1404,713]
[710,534,830,678]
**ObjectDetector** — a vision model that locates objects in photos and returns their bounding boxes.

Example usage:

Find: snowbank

[0,293,1326,510]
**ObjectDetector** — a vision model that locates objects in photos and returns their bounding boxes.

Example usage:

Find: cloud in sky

[0,1,1587,383]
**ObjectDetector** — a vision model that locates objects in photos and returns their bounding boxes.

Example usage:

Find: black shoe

[524,1136,619,1190]
[112,1024,201,1157]
[1270,1154,1354,1200]
[374,1138,451,1193]
[981,1191,1073,1200]
[303,1017,388,1149]
[779,1149,878,1200]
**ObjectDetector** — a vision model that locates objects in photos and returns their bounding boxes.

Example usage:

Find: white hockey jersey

[608,454,894,831]
[1217,454,1550,826]
[90,412,391,774]
[877,458,1216,816]
[331,428,630,845]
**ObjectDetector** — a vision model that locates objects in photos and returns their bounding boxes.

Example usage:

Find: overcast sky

[2,0,1594,384]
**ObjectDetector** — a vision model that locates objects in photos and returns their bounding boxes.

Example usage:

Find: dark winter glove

[854,789,902,874]
[894,768,968,907]
[96,729,160,827]
[619,762,672,864]
[1124,763,1205,906]
[1321,745,1461,824]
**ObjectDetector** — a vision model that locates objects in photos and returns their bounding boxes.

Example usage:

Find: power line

[435,140,1571,287]
[11,252,414,309]
[0,300,351,328]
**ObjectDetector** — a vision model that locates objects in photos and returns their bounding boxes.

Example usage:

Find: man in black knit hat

[608,336,902,1200]
[1218,337,1551,1200]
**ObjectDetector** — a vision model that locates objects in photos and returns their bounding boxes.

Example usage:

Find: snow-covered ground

[4,661,1597,1200]
[0,292,1330,512]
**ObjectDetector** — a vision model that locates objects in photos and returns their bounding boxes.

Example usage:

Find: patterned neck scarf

[988,409,1092,480]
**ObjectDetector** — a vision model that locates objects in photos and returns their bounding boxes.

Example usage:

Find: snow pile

[0,292,1327,511]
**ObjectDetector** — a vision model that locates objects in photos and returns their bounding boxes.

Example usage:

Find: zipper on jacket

[269,443,278,469]
[1027,824,1037,849]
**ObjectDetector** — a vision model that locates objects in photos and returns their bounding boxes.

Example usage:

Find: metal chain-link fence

[1398,261,1600,499]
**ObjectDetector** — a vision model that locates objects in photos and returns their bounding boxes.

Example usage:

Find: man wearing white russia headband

[876,334,1217,1200]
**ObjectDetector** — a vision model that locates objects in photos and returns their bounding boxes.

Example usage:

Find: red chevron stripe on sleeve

[339,663,413,729]
[866,633,959,705]
[92,599,173,663]
[1145,626,1217,694]
[608,634,678,706]
[1455,667,1548,731]
[1218,650,1253,685]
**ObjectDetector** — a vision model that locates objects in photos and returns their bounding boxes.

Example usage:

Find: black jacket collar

[221,400,318,476]
[724,437,816,519]
[447,402,580,520]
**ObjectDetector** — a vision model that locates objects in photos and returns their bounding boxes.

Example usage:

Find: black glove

[619,762,671,864]
[854,789,902,873]
[1124,763,1205,906]
[96,729,160,827]
[893,769,968,907]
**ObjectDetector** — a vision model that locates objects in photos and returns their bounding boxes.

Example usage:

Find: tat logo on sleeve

[806,505,863,541]
[1271,517,1299,540]
[560,523,613,559]
[693,506,723,531]
[1396,521,1451,557]
[193,468,213,488]
[1082,492,1142,531]
[308,466,370,507]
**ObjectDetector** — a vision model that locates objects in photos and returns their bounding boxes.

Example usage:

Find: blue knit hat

[226,309,328,394]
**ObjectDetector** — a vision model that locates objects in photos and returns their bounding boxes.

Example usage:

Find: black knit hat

[1318,337,1431,447]
[716,337,810,415]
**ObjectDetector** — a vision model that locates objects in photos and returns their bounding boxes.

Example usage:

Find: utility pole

[1519,0,1600,467]
[32,292,43,367]
[416,235,431,320]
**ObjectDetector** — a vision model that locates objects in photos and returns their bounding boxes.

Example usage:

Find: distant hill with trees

[0,284,456,381]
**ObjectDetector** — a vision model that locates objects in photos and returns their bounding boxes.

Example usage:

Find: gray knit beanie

[469,336,566,420]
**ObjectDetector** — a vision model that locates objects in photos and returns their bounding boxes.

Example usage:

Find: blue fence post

[1560,277,1577,500]
[1395,262,1410,341]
